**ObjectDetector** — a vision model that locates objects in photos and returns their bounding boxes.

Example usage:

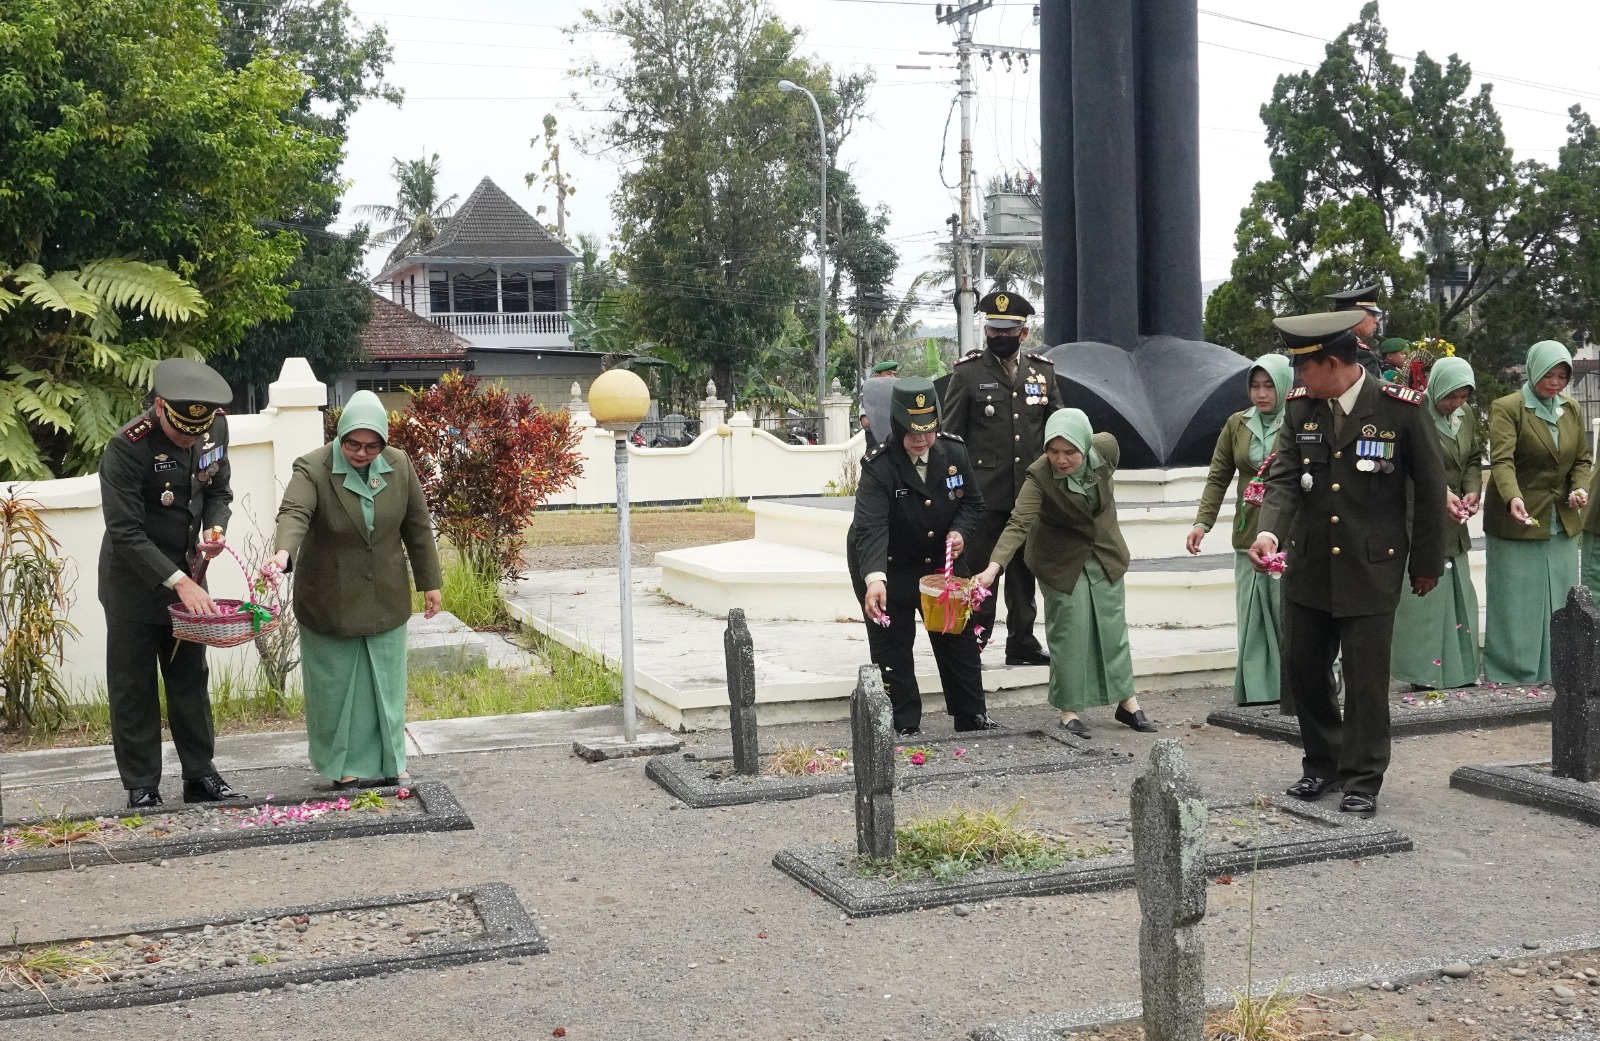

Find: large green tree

[574,0,891,406]
[0,0,340,477]
[1205,2,1597,374]
[212,0,400,405]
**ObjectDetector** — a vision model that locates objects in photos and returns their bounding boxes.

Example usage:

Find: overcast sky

[333,0,1600,324]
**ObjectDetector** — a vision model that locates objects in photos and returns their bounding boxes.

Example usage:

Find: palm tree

[356,154,459,265]
[915,173,1044,300]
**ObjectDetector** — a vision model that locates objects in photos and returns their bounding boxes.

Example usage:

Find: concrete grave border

[1208,696,1551,745]
[1,781,472,875]
[1450,759,1600,827]
[968,929,1600,1041]
[645,728,1114,808]
[772,796,1411,918]
[0,883,545,1021]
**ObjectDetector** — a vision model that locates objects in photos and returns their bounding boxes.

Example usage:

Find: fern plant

[0,259,207,479]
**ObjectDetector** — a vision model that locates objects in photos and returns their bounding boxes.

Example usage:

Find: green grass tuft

[860,803,1111,882]
[407,637,620,719]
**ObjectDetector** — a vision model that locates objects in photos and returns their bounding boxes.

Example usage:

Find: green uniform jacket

[940,350,1062,512]
[273,444,444,639]
[848,433,985,583]
[989,433,1129,595]
[1195,411,1270,551]
[1432,408,1483,559]
[98,411,233,624]
[1259,379,1447,617]
[1484,391,1592,540]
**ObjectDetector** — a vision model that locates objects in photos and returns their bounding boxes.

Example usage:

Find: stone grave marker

[850,665,896,859]
[724,609,759,777]
[1131,740,1207,1041]
[1552,585,1600,782]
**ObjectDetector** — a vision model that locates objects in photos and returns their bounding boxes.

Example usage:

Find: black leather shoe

[1339,792,1377,817]
[1286,775,1339,801]
[1114,705,1157,732]
[183,773,246,803]
[127,786,162,809]
[895,725,921,737]
[1004,650,1051,667]
[1060,717,1091,739]
[953,713,1004,732]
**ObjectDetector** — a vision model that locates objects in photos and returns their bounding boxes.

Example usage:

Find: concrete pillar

[699,396,727,434]
[262,358,328,497]
[822,381,853,444]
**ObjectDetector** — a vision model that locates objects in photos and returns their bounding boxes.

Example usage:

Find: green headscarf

[1043,408,1102,496]
[1243,354,1293,467]
[1424,356,1475,439]
[1520,339,1573,447]
[332,390,393,532]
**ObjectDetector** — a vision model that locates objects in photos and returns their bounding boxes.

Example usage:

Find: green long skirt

[1484,523,1576,684]
[1042,557,1135,713]
[1391,552,1480,688]
[300,623,409,782]
[1583,532,1600,603]
[1232,552,1282,705]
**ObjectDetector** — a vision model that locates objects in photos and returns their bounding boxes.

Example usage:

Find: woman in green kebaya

[1188,355,1292,705]
[1390,357,1482,688]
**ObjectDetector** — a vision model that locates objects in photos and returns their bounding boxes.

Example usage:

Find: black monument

[1039,0,1250,467]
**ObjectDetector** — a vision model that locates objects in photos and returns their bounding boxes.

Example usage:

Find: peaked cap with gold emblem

[152,359,232,436]
[1273,311,1365,362]
[976,289,1035,329]
[1325,283,1384,316]
[889,376,942,435]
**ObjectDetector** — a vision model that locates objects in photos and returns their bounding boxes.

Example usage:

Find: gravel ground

[0,897,479,997]
[4,686,1600,1041]
[1087,949,1600,1040]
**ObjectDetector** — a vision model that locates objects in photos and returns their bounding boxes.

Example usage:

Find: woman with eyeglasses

[266,391,443,789]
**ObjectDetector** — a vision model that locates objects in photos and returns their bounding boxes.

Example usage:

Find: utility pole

[938,1,991,358]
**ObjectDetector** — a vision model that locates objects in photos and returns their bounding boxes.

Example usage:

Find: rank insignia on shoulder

[954,352,982,365]
[1026,352,1052,365]
[1382,384,1423,405]
[1287,387,1309,400]
[123,417,153,442]
[936,431,965,443]
[865,444,885,461]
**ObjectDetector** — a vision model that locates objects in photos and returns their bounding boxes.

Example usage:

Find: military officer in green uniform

[940,290,1060,665]
[98,359,247,809]
[1247,312,1447,818]
[848,378,1000,735]
[1326,283,1386,380]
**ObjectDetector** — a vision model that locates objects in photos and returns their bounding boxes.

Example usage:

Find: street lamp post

[779,79,828,426]
[574,367,682,762]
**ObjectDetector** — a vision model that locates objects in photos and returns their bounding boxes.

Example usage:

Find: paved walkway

[0,704,666,790]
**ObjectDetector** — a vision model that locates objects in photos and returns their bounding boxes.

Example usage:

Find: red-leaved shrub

[388,373,583,579]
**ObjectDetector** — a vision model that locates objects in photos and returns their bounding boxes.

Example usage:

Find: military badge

[160,490,174,506]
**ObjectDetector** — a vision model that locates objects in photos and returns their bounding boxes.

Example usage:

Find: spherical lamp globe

[588,368,651,433]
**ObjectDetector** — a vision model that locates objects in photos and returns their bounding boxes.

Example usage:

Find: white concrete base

[506,567,1234,732]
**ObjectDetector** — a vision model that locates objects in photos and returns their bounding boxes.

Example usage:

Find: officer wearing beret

[848,378,1000,735]
[940,290,1060,665]
[1326,284,1386,380]
[98,359,247,809]
[871,360,900,377]
[1247,312,1447,818]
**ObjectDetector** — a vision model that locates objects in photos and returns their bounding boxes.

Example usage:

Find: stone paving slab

[1,781,472,875]
[772,796,1412,918]
[0,730,315,789]
[645,728,1115,808]
[968,930,1600,1041]
[1208,689,1552,744]
[1450,759,1600,827]
[0,883,545,1021]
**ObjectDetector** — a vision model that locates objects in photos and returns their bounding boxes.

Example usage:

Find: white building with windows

[374,176,579,349]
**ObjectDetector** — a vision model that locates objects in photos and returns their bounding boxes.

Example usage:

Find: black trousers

[1283,599,1396,796]
[855,569,987,731]
[965,508,1044,654]
[105,617,217,790]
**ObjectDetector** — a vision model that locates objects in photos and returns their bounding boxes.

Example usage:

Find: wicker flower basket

[167,549,280,648]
